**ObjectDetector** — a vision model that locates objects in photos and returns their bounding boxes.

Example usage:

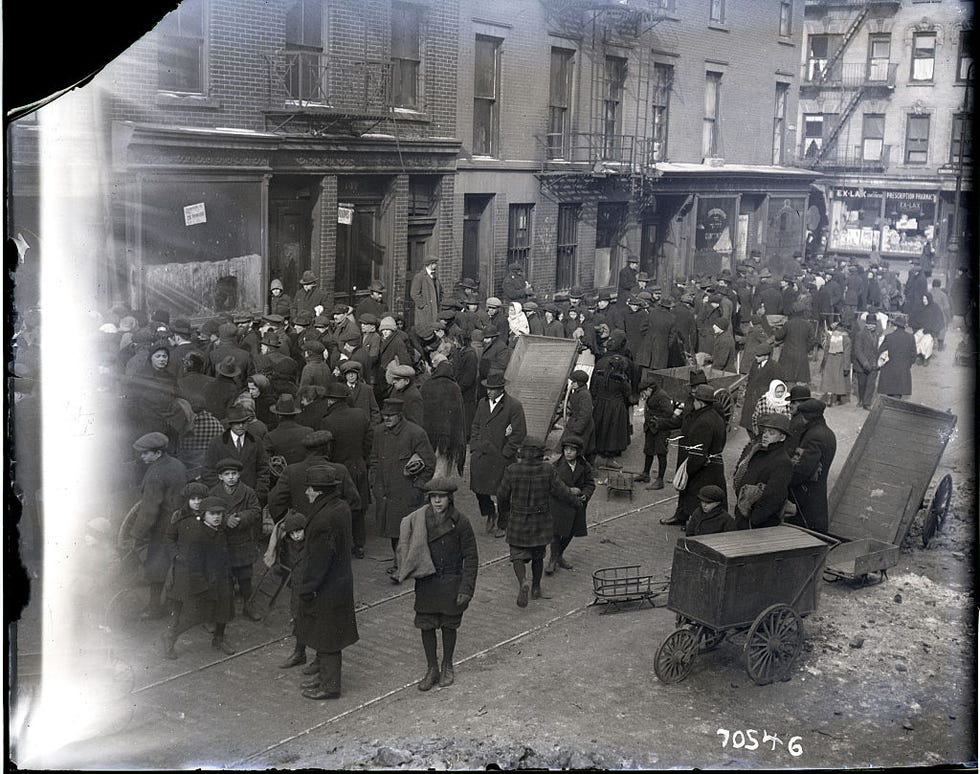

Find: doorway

[269,177,318,299]
[462,194,494,297]
[335,203,384,308]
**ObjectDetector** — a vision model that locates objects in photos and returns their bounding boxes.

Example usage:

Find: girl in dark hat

[589,332,636,468]
[546,435,594,575]
[401,478,478,691]
[162,488,237,658]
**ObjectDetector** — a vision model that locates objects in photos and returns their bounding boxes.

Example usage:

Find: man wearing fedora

[501,261,530,304]
[877,313,917,399]
[370,398,435,578]
[787,399,836,534]
[618,254,641,301]
[732,413,794,530]
[356,279,388,321]
[204,355,245,421]
[291,270,329,320]
[203,405,271,507]
[131,431,188,619]
[294,464,359,700]
[468,371,527,538]
[478,325,511,396]
[265,394,315,466]
[207,322,254,382]
[320,382,372,556]
[410,256,442,329]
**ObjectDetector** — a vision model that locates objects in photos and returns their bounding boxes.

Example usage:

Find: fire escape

[799,0,900,172]
[535,0,671,205]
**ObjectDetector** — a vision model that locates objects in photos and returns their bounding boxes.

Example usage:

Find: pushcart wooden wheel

[922,474,953,548]
[712,388,736,427]
[654,628,699,683]
[692,624,726,653]
[744,604,803,686]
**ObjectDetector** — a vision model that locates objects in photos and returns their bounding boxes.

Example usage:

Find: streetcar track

[232,605,591,767]
[130,494,678,694]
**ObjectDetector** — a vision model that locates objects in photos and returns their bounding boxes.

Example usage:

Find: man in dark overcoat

[294,464,359,700]
[131,431,188,619]
[290,270,330,321]
[672,293,698,357]
[369,398,435,575]
[739,343,783,433]
[409,256,442,329]
[636,374,678,488]
[497,437,580,606]
[264,394,315,466]
[774,308,815,385]
[661,384,727,527]
[469,372,527,537]
[478,326,511,393]
[786,399,836,534]
[851,313,880,409]
[202,405,271,505]
[732,413,794,530]
[877,313,917,398]
[454,329,482,446]
[320,383,372,557]
[420,356,467,478]
[644,296,678,371]
[207,323,254,381]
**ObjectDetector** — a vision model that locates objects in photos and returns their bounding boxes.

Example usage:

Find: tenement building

[795,0,973,271]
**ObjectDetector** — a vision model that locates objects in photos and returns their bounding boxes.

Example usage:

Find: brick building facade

[794,0,974,272]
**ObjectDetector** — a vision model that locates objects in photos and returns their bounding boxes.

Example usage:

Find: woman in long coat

[162,489,237,658]
[294,464,359,700]
[402,478,478,691]
[563,370,596,462]
[127,341,181,444]
[819,319,852,404]
[590,332,636,465]
[636,376,677,488]
[420,356,467,478]
[547,435,595,574]
[775,308,815,384]
[877,316,917,397]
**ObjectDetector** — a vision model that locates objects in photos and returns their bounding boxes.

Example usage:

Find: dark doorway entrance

[269,177,317,300]
[462,194,493,297]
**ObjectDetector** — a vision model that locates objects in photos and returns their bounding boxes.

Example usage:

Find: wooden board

[828,396,957,544]
[503,335,580,445]
[143,253,263,318]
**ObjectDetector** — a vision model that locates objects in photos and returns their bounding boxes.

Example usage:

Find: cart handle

[782,523,840,611]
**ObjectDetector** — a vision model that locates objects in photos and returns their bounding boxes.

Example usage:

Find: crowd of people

[12,248,974,701]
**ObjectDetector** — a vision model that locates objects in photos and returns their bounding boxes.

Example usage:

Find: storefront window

[881,192,935,256]
[694,196,736,275]
[829,189,882,251]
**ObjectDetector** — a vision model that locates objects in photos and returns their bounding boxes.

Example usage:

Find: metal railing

[540,131,637,170]
[791,143,891,171]
[265,50,392,116]
[801,61,897,88]
[805,0,900,8]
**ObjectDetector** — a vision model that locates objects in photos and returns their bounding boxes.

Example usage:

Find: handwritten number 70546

[717,729,803,757]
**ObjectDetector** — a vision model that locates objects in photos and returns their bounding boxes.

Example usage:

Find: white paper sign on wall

[184,202,207,226]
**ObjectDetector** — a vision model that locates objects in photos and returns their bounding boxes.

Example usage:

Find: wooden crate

[828,396,957,545]
[667,526,830,630]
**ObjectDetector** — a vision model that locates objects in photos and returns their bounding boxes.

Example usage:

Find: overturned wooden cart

[503,335,582,445]
[821,396,957,584]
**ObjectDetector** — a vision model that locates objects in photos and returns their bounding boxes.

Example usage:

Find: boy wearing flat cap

[132,431,188,620]
[208,457,263,620]
[685,485,735,536]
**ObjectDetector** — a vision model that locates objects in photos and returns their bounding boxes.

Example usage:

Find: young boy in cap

[496,436,580,606]
[162,492,237,658]
[208,457,262,620]
[685,485,734,536]
[273,510,312,669]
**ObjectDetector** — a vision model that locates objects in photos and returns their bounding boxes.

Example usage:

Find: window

[507,204,533,277]
[703,71,722,158]
[392,3,423,109]
[285,0,324,101]
[957,29,974,82]
[806,34,843,81]
[867,34,891,81]
[951,114,972,165]
[709,0,725,24]
[779,1,792,37]
[556,204,581,289]
[911,32,936,81]
[602,56,627,159]
[772,82,788,164]
[158,0,206,93]
[905,114,930,164]
[548,47,575,160]
[473,35,501,156]
[861,113,885,161]
[651,63,673,162]
[802,114,824,159]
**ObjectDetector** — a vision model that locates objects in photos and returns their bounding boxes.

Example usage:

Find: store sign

[183,202,207,226]
[832,187,935,202]
[338,205,354,225]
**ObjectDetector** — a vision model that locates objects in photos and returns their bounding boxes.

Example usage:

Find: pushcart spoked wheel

[712,388,736,428]
[654,628,699,684]
[922,473,953,548]
[743,604,803,686]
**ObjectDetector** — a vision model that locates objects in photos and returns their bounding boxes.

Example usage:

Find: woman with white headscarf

[507,301,530,343]
[750,378,792,438]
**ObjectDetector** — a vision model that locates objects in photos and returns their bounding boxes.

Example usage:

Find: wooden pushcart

[654,526,836,686]
[648,365,747,432]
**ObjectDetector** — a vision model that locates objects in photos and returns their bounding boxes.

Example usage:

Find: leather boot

[646,477,664,490]
[301,659,321,676]
[279,649,306,669]
[302,685,340,700]
[438,661,455,688]
[418,666,440,692]
[530,584,551,600]
[211,636,237,656]
[556,554,573,570]
[300,675,322,690]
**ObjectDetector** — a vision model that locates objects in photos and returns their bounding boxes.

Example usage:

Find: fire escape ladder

[817,4,870,85]
[817,85,868,163]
